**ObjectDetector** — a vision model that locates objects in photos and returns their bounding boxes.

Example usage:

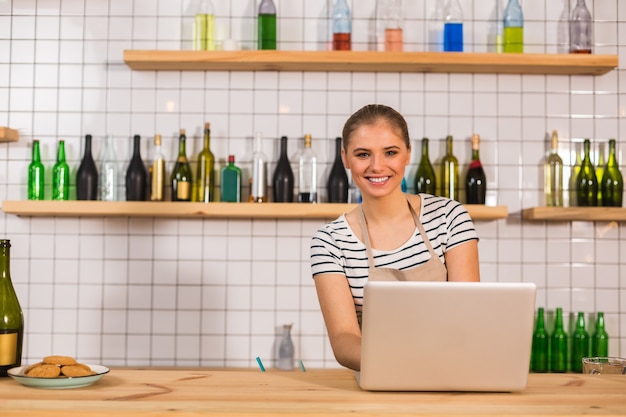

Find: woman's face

[342,120,411,200]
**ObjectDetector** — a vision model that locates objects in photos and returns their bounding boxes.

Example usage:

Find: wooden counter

[1,368,625,416]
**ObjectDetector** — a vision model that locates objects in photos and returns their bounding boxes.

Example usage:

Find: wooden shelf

[0,127,19,143]
[1,200,508,220]
[123,50,618,75]
[522,206,626,222]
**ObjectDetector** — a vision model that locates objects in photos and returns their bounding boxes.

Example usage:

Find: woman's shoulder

[314,214,352,237]
[415,194,466,217]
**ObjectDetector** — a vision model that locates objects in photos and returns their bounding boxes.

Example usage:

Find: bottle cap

[154,134,162,145]
[471,134,480,149]
[228,154,235,163]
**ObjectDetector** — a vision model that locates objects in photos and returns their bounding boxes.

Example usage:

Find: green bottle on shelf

[171,129,193,202]
[600,139,623,207]
[592,312,609,357]
[52,140,70,201]
[441,135,459,201]
[595,142,605,205]
[220,155,241,203]
[571,312,590,373]
[0,239,24,377]
[195,122,215,203]
[530,307,549,373]
[550,307,568,373]
[576,139,597,206]
[415,137,437,195]
[28,140,45,200]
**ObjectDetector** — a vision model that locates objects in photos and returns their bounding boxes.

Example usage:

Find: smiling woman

[310,104,480,372]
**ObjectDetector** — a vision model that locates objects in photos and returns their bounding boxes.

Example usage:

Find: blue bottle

[443,0,463,52]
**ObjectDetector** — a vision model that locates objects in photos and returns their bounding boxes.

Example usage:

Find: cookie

[61,364,95,377]
[26,364,62,378]
[23,362,42,374]
[43,355,77,366]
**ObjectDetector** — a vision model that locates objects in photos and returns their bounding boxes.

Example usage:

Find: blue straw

[298,359,306,372]
[255,356,266,372]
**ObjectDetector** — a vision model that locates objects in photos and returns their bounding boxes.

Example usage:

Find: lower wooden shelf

[522,206,626,222]
[1,200,507,220]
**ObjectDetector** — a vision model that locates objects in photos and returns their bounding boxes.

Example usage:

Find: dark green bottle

[571,312,590,373]
[415,138,437,194]
[601,139,623,207]
[196,122,215,203]
[591,312,609,357]
[576,139,597,206]
[441,135,459,200]
[257,0,277,50]
[171,129,193,202]
[220,155,241,203]
[550,307,568,373]
[530,307,549,373]
[52,140,70,201]
[27,140,45,200]
[0,239,24,377]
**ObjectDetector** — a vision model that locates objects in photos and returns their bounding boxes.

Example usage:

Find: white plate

[7,364,110,389]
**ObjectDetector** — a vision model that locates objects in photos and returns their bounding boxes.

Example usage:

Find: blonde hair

[341,104,410,150]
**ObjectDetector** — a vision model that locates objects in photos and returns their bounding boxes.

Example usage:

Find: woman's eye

[386,150,397,156]
[356,152,369,158]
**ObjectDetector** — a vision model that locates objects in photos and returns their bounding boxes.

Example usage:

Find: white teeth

[369,177,388,183]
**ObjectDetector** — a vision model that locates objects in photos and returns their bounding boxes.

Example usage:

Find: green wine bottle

[52,139,70,201]
[196,122,215,203]
[28,140,45,200]
[441,135,459,200]
[601,139,623,207]
[171,129,193,202]
[0,239,24,377]
[530,307,549,373]
[591,312,609,357]
[571,311,590,373]
[221,155,241,202]
[576,139,597,206]
[415,137,437,195]
[550,307,568,373]
[595,142,605,205]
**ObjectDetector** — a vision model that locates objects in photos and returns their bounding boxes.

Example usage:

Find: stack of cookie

[24,356,96,378]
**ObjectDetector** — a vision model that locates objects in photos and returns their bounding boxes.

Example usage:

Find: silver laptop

[359,281,536,392]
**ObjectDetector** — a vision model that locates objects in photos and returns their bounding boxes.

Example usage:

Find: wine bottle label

[177,181,191,200]
[0,332,17,365]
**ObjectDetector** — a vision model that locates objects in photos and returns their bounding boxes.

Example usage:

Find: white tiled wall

[0,0,624,368]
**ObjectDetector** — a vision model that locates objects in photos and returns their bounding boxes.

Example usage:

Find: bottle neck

[472,149,480,161]
[0,243,10,281]
[583,141,591,161]
[446,137,453,155]
[280,137,288,155]
[608,141,618,165]
[57,142,66,162]
[204,129,211,150]
[555,310,563,329]
[32,141,41,162]
[335,138,342,158]
[421,139,429,158]
[178,136,187,157]
[84,135,92,156]
[596,313,605,330]
[133,136,141,156]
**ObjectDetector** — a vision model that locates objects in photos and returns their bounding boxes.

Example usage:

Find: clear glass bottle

[600,139,623,207]
[503,0,523,53]
[415,138,437,195]
[332,0,352,51]
[550,307,568,373]
[258,0,277,50]
[441,135,459,201]
[530,307,548,373]
[544,130,563,207]
[570,0,592,54]
[52,139,70,201]
[27,140,45,200]
[591,312,609,357]
[171,129,193,202]
[250,132,268,203]
[465,134,486,204]
[150,134,166,202]
[220,155,241,203]
[76,134,98,200]
[571,312,590,373]
[272,136,294,202]
[377,0,403,52]
[428,0,445,52]
[196,122,215,203]
[277,323,295,371]
[100,134,119,201]
[443,0,463,52]
[0,239,24,377]
[193,0,215,51]
[576,139,598,206]
[327,137,349,203]
[298,134,318,203]
[125,134,148,201]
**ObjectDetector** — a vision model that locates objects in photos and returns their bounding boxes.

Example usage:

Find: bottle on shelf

[571,312,590,373]
[576,138,598,206]
[401,177,407,192]
[441,135,459,201]
[171,129,193,202]
[550,307,568,373]
[298,134,318,203]
[327,137,349,203]
[52,139,70,201]
[544,130,564,207]
[428,0,445,52]
[100,134,119,201]
[220,155,241,203]
[250,132,268,203]
[570,0,592,54]
[193,0,215,51]
[196,122,215,203]
[272,136,294,202]
[150,134,166,202]
[376,0,403,51]
[27,140,44,200]
[126,135,148,201]
[415,137,437,195]
[258,0,277,50]
[76,134,98,200]
[503,0,523,53]
[276,323,295,371]
[0,239,24,377]
[332,0,352,51]
[465,134,486,204]
[530,307,549,373]
[600,139,623,207]
[569,143,583,206]
[443,0,463,52]
[591,312,609,357]
[595,142,605,205]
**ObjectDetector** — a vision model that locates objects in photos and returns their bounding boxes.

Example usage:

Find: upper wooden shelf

[522,206,626,222]
[122,50,618,75]
[0,127,19,143]
[1,201,507,221]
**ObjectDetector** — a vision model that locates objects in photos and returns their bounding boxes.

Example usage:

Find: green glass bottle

[28,140,45,200]
[601,139,623,207]
[196,122,215,203]
[221,155,241,202]
[171,129,193,202]
[258,0,277,50]
[530,307,549,373]
[441,135,459,200]
[0,239,24,377]
[415,137,437,195]
[571,312,590,373]
[550,307,568,373]
[592,312,609,357]
[52,139,70,201]
[576,139,597,206]
[595,142,605,205]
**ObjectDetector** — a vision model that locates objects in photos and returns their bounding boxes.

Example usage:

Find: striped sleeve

[310,219,346,277]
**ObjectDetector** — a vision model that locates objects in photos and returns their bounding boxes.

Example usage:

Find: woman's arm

[445,239,480,282]
[314,274,362,371]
